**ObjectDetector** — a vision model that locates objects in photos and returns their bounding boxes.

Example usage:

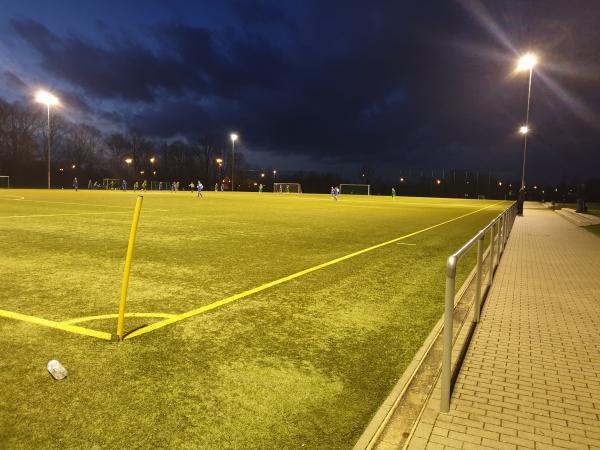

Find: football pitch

[0,189,510,448]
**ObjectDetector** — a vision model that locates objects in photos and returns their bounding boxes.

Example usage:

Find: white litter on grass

[47,360,68,380]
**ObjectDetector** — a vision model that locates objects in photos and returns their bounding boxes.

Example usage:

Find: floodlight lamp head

[230,133,238,142]
[35,90,59,106]
[517,53,537,71]
[125,158,133,164]
[519,125,529,135]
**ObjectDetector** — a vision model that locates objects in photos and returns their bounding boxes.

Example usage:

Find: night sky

[1,0,599,183]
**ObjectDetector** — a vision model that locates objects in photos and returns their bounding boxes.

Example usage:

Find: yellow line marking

[62,312,175,325]
[0,309,112,341]
[125,201,506,340]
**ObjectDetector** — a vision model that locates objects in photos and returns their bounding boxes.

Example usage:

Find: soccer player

[278,184,283,194]
[134,181,139,191]
[391,187,396,199]
[331,186,336,199]
[286,185,290,193]
[259,183,263,193]
[335,186,340,199]
[73,177,78,191]
[189,181,195,192]
[197,181,204,197]
[122,180,127,191]
[87,179,92,190]
[141,180,147,191]
[171,181,176,193]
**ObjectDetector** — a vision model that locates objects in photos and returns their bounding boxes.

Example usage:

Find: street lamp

[230,133,238,191]
[516,52,538,189]
[125,158,133,181]
[35,90,59,189]
[216,158,223,185]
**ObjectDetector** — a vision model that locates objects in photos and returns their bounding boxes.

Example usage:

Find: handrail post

[488,224,495,286]
[474,233,484,323]
[440,256,456,412]
[494,216,502,260]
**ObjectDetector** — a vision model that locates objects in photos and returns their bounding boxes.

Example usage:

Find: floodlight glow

[517,53,537,71]
[230,133,238,142]
[35,90,59,106]
[519,126,529,134]
[216,158,223,164]
[125,158,133,164]
[149,157,156,164]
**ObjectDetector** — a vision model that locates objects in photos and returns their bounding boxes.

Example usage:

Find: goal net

[102,178,121,190]
[339,184,370,195]
[0,175,9,189]
[274,182,302,193]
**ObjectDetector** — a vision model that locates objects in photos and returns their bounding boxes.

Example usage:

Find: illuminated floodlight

[519,126,529,135]
[517,53,538,72]
[230,133,238,142]
[125,158,133,164]
[35,90,59,106]
[149,157,156,164]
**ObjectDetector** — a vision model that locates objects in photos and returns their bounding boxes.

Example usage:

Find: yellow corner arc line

[125,201,507,340]
[62,312,175,325]
[0,309,112,341]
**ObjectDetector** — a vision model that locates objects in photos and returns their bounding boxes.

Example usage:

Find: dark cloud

[2,71,28,91]
[9,18,206,102]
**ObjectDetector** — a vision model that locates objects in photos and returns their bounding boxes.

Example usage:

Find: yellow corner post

[116,195,144,341]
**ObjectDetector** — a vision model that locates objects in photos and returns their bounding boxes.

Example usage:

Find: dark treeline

[1,98,599,200]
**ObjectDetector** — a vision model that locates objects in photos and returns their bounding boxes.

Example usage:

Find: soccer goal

[102,178,121,190]
[274,182,302,193]
[151,181,178,191]
[0,175,9,189]
[339,184,370,195]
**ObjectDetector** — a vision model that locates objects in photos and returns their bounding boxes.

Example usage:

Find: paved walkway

[407,204,600,449]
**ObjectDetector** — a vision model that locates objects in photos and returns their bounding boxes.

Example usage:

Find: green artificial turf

[0,189,510,448]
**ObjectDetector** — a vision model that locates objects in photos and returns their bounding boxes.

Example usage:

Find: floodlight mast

[516,53,537,189]
[230,133,238,191]
[35,90,59,189]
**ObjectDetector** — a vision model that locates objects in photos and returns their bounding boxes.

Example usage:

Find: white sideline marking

[396,243,417,246]
[0,196,167,211]
[0,211,133,219]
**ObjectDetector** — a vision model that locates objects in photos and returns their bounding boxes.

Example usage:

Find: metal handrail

[440,202,517,412]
